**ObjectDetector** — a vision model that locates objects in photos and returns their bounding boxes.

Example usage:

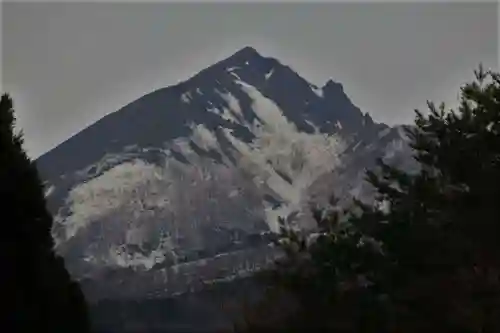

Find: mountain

[36,46,414,303]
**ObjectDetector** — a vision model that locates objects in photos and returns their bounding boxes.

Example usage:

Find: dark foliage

[0,94,90,332]
[239,65,500,333]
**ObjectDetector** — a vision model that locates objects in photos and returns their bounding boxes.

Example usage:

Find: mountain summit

[221,46,264,63]
[36,47,412,300]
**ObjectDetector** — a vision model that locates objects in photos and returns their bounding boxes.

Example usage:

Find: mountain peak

[217,46,266,68]
[323,79,344,92]
[233,46,261,58]
[186,45,276,84]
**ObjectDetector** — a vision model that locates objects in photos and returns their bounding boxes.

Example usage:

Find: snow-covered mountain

[36,46,413,300]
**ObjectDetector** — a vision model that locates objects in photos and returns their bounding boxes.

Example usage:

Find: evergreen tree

[240,65,500,333]
[0,94,90,332]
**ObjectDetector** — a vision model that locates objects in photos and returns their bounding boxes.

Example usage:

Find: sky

[2,1,498,159]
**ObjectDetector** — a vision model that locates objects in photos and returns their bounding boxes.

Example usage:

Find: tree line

[236,65,500,333]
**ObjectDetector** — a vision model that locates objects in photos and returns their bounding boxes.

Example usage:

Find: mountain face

[36,46,413,300]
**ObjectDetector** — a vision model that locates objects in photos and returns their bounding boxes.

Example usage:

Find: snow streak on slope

[190,124,220,152]
[219,91,242,116]
[44,184,55,198]
[217,90,243,123]
[265,69,274,80]
[222,80,346,231]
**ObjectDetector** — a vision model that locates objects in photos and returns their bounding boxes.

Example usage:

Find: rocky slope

[36,46,413,301]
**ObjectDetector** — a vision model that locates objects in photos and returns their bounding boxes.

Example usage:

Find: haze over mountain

[36,47,414,301]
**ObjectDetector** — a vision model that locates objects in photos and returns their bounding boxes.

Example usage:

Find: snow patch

[265,69,274,80]
[56,159,161,240]
[226,67,242,81]
[311,84,323,98]
[181,91,192,103]
[190,123,220,152]
[218,90,242,118]
[45,185,55,198]
[229,72,242,81]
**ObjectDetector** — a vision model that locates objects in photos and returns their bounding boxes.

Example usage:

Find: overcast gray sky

[2,2,498,159]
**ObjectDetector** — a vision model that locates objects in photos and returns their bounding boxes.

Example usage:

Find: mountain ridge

[36,47,363,171]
